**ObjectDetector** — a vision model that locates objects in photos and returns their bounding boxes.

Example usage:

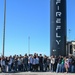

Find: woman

[64,58,69,73]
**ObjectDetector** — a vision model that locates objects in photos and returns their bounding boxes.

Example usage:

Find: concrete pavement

[0,72,75,75]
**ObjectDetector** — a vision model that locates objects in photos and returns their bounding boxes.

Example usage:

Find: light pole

[2,0,6,56]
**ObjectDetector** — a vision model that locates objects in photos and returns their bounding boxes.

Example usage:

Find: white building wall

[72,42,75,56]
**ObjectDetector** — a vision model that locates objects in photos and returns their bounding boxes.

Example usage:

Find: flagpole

[2,0,6,56]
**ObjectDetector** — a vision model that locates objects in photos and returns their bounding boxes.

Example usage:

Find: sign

[56,0,62,45]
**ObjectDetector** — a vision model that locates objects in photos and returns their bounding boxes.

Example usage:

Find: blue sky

[0,0,75,56]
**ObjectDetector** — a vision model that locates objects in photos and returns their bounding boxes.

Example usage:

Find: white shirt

[36,57,39,64]
[32,58,36,65]
[9,58,13,65]
[51,58,55,64]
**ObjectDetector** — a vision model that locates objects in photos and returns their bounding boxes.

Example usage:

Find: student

[1,57,5,72]
[39,54,43,72]
[28,55,30,71]
[32,56,36,71]
[43,55,47,71]
[36,54,39,71]
[64,58,69,73]
[56,56,62,73]
[0,57,1,72]
[29,54,33,71]
[5,57,10,72]
[51,55,55,72]
[23,54,28,71]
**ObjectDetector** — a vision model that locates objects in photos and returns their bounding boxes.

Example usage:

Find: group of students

[0,53,75,73]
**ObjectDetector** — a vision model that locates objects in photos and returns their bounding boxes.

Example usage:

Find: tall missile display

[50,0,66,56]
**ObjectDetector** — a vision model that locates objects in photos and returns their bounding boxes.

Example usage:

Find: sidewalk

[0,72,75,75]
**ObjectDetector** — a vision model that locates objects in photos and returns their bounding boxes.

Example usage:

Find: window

[70,45,72,54]
[74,45,75,49]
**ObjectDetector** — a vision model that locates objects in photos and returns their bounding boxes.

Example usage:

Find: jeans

[8,64,11,72]
[61,64,64,72]
[39,63,43,71]
[15,65,17,72]
[56,63,62,73]
[6,65,9,72]
[1,65,5,72]
[51,64,53,72]
[30,63,33,71]
[23,64,28,71]
[28,63,30,71]
[68,63,72,73]
[71,65,75,73]
[43,63,47,71]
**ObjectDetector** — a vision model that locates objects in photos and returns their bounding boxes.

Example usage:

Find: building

[50,0,66,56]
[66,41,75,56]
